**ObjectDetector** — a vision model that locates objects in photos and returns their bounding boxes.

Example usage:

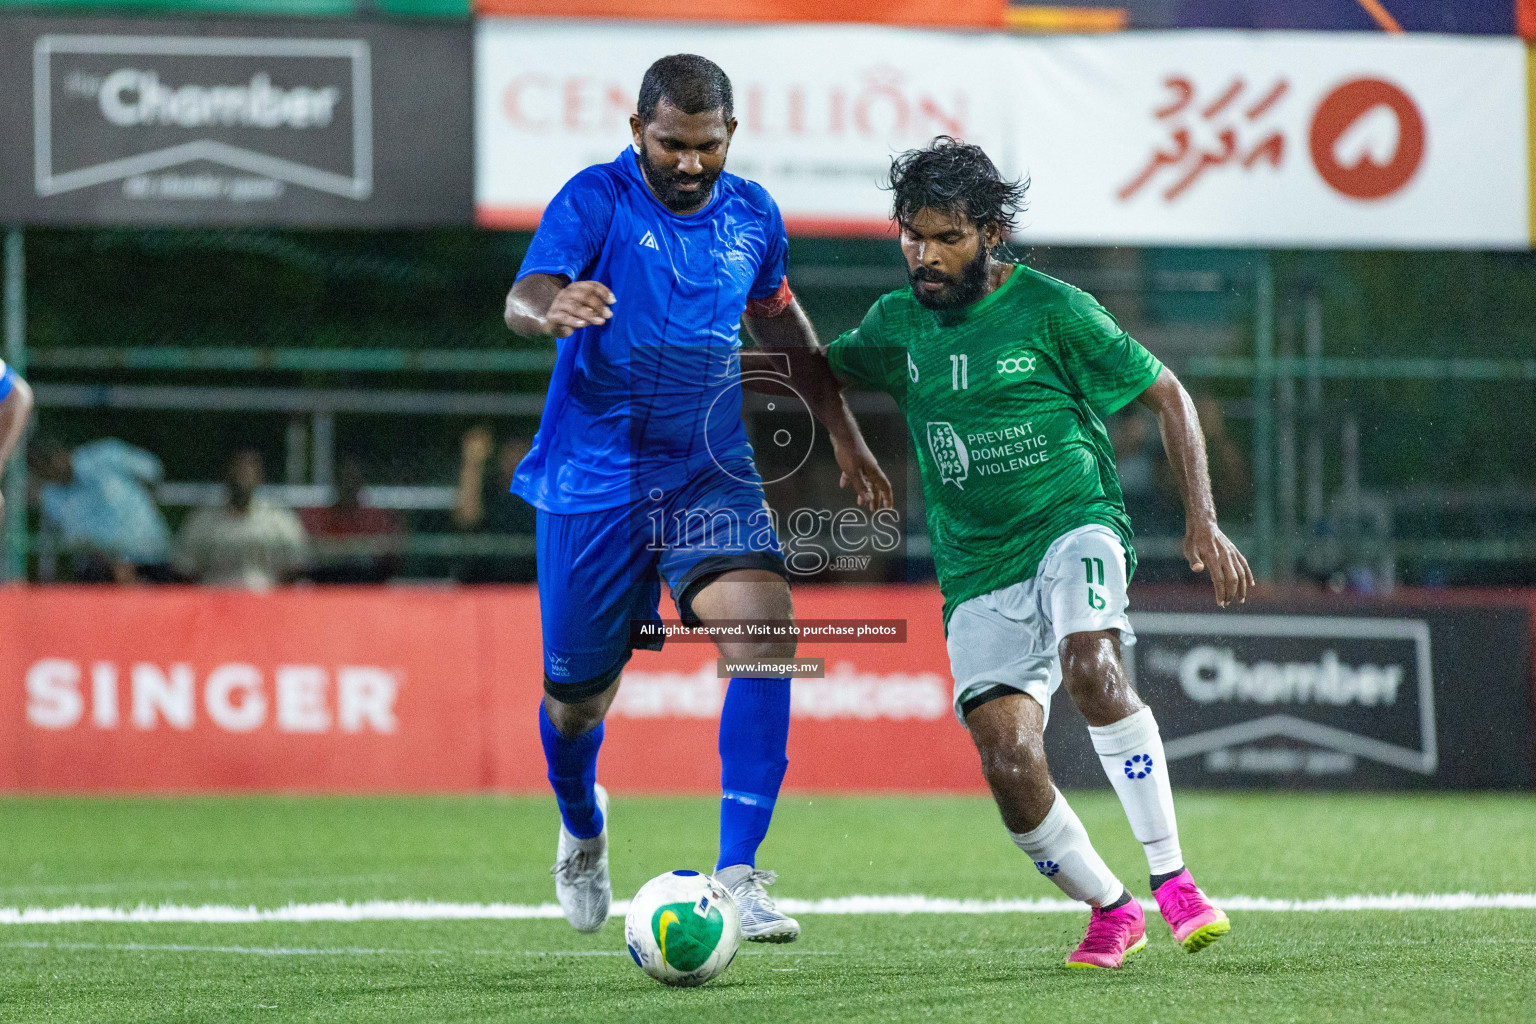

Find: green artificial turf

[0,791,1532,1022]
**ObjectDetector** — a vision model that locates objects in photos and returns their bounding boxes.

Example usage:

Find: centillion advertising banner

[476,22,1530,248]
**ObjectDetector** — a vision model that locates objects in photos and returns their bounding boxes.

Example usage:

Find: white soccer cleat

[715,864,800,943]
[551,783,611,933]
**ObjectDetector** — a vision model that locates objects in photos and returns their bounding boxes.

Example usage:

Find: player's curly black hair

[637,54,733,125]
[886,136,1029,239]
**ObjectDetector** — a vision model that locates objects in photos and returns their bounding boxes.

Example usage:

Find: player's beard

[910,245,993,311]
[636,144,721,213]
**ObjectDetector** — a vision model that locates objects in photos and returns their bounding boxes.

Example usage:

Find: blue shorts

[537,457,788,701]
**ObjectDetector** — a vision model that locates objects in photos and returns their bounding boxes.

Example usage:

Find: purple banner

[1010,1,1518,35]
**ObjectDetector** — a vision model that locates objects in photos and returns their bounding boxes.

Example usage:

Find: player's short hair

[637,54,734,125]
[886,136,1029,238]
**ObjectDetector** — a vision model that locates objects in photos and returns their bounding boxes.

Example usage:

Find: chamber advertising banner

[476,21,1530,248]
[1042,592,1535,790]
[0,15,473,226]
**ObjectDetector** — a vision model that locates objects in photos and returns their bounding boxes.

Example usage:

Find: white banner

[474,20,1013,234]
[475,22,1530,248]
[1016,33,1528,248]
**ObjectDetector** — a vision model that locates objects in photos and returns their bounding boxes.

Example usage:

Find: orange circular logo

[1309,78,1425,201]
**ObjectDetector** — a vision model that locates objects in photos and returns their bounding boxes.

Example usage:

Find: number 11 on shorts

[1082,557,1106,609]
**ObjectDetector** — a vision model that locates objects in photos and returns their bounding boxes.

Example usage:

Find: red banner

[472,1,1005,29]
[0,585,982,794]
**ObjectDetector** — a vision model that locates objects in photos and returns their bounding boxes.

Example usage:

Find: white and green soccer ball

[624,870,741,987]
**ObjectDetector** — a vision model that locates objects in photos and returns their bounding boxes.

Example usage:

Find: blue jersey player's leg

[537,503,663,933]
[716,675,790,872]
[660,455,801,943]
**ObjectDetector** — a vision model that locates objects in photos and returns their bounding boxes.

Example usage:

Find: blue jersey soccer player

[502,54,890,940]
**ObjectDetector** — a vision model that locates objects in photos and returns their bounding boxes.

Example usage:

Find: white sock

[1008,788,1124,907]
[1088,706,1184,876]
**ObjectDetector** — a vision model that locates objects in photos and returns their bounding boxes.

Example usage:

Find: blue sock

[716,677,791,871]
[539,703,605,840]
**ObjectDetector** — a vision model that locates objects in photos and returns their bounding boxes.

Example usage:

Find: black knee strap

[959,684,1027,721]
[544,651,632,704]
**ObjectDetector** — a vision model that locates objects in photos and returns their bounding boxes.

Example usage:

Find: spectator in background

[300,455,403,584]
[173,448,307,589]
[30,435,172,583]
[453,425,536,582]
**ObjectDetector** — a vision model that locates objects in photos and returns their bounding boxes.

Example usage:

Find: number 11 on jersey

[950,354,968,390]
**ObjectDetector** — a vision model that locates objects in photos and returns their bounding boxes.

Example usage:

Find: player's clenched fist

[543,281,617,338]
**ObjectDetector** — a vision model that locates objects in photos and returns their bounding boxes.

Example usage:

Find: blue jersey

[511,148,789,514]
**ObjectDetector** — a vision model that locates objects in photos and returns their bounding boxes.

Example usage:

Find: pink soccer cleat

[1065,898,1147,969]
[1154,869,1231,953]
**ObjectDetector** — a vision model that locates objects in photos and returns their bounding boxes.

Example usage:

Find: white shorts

[946,524,1136,727]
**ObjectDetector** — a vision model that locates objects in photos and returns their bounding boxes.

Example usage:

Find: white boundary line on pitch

[0,892,1533,925]
[0,941,843,957]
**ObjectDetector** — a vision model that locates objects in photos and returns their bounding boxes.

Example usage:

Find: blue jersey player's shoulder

[723,172,777,216]
[724,173,788,236]
[716,172,790,301]
[517,160,625,284]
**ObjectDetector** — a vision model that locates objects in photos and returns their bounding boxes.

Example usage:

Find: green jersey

[828,264,1163,631]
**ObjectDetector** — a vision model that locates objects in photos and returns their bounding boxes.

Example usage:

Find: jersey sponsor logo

[926,422,969,489]
[638,230,659,250]
[996,351,1039,380]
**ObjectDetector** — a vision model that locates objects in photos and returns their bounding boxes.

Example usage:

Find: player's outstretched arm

[0,372,33,519]
[744,298,893,511]
[1135,368,1254,607]
[504,273,616,340]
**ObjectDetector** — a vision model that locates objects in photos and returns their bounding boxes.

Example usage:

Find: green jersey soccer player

[827,138,1253,970]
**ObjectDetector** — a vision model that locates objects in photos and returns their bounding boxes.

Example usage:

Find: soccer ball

[624,870,741,987]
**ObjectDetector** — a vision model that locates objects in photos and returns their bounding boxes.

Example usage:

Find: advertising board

[0,15,473,226]
[476,21,1530,247]
[0,585,1529,792]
